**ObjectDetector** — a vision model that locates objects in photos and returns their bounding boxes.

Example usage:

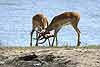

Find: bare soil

[0,47,100,67]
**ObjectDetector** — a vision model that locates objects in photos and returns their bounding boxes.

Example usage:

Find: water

[0,0,100,46]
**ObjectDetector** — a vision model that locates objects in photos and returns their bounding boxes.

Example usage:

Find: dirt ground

[0,47,100,67]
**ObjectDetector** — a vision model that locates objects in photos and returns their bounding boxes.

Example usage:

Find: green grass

[51,44,100,49]
[81,45,100,49]
[0,44,100,49]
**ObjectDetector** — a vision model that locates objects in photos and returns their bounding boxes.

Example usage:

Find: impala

[38,12,81,47]
[30,13,50,47]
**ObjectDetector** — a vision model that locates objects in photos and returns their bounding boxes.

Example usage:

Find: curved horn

[38,38,47,44]
[38,35,54,44]
[38,35,54,40]
[32,35,44,40]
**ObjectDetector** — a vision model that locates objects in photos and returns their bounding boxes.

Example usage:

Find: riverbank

[0,47,100,67]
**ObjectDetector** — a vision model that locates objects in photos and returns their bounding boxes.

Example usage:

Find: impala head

[32,13,49,31]
[38,32,54,44]
[38,29,54,44]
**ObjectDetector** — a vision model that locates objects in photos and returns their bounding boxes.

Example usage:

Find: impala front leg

[76,28,81,47]
[51,35,56,47]
[55,34,58,47]
[36,31,39,46]
[30,29,34,47]
[47,38,51,47]
[51,30,58,47]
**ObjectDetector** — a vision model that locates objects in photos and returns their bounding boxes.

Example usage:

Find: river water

[0,0,100,46]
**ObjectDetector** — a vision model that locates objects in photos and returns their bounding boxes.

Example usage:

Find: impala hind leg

[30,29,34,47]
[71,18,80,47]
[76,28,80,47]
[73,26,80,47]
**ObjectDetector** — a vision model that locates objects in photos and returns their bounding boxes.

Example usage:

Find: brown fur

[32,13,48,31]
[46,12,80,47]
[47,12,80,31]
[30,13,49,46]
